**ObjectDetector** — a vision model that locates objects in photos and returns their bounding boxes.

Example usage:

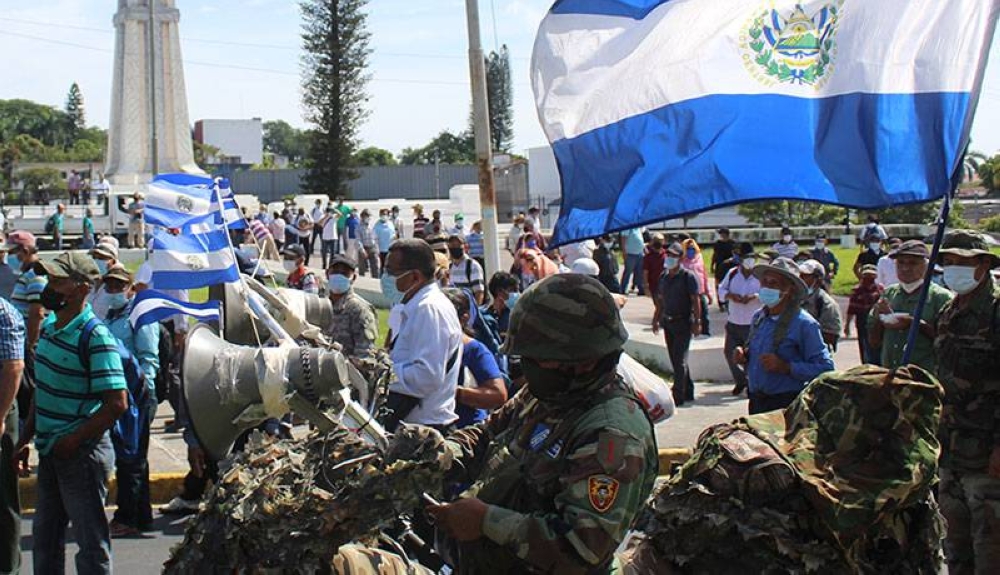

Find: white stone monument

[105,0,203,186]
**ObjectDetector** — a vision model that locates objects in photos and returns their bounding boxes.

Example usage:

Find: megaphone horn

[210,281,334,345]
[181,324,351,461]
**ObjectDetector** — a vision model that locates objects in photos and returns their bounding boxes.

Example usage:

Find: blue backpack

[79,318,150,461]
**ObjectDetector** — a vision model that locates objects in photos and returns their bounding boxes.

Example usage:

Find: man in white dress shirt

[382,239,463,432]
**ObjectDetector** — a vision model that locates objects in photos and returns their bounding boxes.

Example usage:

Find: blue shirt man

[374,213,396,254]
[736,258,834,414]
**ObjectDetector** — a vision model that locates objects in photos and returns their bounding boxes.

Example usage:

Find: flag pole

[898,174,959,366]
[465,0,501,279]
[212,179,265,348]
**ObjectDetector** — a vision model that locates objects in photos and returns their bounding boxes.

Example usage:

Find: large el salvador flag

[533,0,1000,245]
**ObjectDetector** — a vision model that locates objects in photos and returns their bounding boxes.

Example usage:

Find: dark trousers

[310,228,321,254]
[663,321,693,403]
[724,322,751,389]
[379,252,388,275]
[748,391,800,414]
[298,234,311,264]
[34,434,114,575]
[856,314,880,365]
[1,407,20,574]
[699,294,711,336]
[113,396,158,530]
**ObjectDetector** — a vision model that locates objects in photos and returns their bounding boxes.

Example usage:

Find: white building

[194,118,264,165]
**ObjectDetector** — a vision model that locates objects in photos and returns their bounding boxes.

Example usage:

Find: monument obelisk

[105,0,203,186]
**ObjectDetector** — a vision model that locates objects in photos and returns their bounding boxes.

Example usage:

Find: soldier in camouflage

[933,230,1000,575]
[425,273,659,574]
[323,254,378,360]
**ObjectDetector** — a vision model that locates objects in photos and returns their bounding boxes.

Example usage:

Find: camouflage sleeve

[445,390,527,483]
[480,420,655,573]
[352,301,378,360]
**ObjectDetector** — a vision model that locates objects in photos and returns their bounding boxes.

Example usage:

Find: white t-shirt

[560,240,596,266]
[322,215,338,241]
[876,255,899,288]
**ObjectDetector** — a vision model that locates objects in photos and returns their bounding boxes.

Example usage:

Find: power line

[0,16,530,60]
[0,29,488,86]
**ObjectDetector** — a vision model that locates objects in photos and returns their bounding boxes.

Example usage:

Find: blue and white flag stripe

[533,0,1000,245]
[150,228,239,290]
[143,179,216,230]
[214,181,246,230]
[129,289,220,331]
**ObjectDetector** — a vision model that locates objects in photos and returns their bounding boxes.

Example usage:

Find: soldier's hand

[760,353,790,375]
[426,497,487,542]
[990,446,1000,479]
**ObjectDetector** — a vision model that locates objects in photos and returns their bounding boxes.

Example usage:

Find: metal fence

[232,165,481,203]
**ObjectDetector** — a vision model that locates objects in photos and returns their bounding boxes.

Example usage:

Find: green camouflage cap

[34,252,101,284]
[501,273,628,361]
[938,229,999,264]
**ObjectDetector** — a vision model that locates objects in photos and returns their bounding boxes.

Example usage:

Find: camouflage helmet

[939,229,1000,266]
[501,274,628,361]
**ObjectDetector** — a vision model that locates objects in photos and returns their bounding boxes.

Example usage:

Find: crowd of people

[0,204,998,573]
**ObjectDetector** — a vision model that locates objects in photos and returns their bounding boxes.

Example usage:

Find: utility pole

[148,0,159,176]
[465,0,501,278]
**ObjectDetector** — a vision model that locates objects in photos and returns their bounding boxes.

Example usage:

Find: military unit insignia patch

[588,475,620,513]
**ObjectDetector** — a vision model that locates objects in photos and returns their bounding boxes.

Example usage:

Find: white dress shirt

[717,268,762,326]
[389,282,463,426]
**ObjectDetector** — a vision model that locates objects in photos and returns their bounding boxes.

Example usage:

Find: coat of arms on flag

[742,1,843,88]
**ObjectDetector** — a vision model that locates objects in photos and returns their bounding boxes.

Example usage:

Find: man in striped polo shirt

[16,252,126,575]
[0,297,25,574]
[247,217,279,260]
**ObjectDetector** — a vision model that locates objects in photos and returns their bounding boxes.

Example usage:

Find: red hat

[6,231,36,250]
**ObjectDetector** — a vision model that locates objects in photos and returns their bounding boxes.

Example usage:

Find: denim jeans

[112,395,157,530]
[621,253,644,294]
[321,240,339,269]
[34,432,114,575]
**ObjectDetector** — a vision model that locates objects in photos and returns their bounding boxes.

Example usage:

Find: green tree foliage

[399,130,475,165]
[976,155,1000,193]
[17,167,64,194]
[263,120,309,164]
[300,0,372,198]
[193,140,221,171]
[736,200,843,227]
[963,149,988,182]
[485,45,513,154]
[0,98,105,164]
[353,146,397,166]
[65,82,86,135]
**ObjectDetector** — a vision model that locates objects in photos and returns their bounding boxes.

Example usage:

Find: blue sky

[1,0,999,158]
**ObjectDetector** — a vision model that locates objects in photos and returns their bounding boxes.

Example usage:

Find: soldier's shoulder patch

[588,475,620,513]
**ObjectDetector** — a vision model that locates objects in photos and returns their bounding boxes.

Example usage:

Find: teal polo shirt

[867,282,953,373]
[33,304,126,455]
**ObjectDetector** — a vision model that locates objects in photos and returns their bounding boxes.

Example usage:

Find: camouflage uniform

[933,231,1000,575]
[442,274,659,574]
[324,288,378,360]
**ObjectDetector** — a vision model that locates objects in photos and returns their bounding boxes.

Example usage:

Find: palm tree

[963,150,988,182]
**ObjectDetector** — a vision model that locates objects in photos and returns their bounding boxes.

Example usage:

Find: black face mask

[448,247,465,260]
[40,285,68,312]
[522,352,621,402]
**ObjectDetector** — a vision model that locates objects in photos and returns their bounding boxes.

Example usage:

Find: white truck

[3,186,136,248]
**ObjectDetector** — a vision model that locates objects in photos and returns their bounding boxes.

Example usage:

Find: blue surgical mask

[96,259,109,275]
[107,292,129,310]
[665,257,679,269]
[759,287,784,308]
[686,248,696,259]
[943,265,980,295]
[5,254,18,269]
[380,271,408,306]
[328,273,352,295]
[506,291,521,310]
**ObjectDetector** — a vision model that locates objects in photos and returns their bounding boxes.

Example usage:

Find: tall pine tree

[485,45,513,154]
[300,0,372,198]
[65,82,85,136]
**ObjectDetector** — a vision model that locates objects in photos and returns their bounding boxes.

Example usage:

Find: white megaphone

[209,277,334,346]
[181,324,385,460]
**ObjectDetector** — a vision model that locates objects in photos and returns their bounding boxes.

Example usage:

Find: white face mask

[782,235,792,243]
[283,260,297,272]
[814,242,825,250]
[741,258,756,270]
[869,243,882,252]
[899,279,923,293]
[943,265,980,295]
